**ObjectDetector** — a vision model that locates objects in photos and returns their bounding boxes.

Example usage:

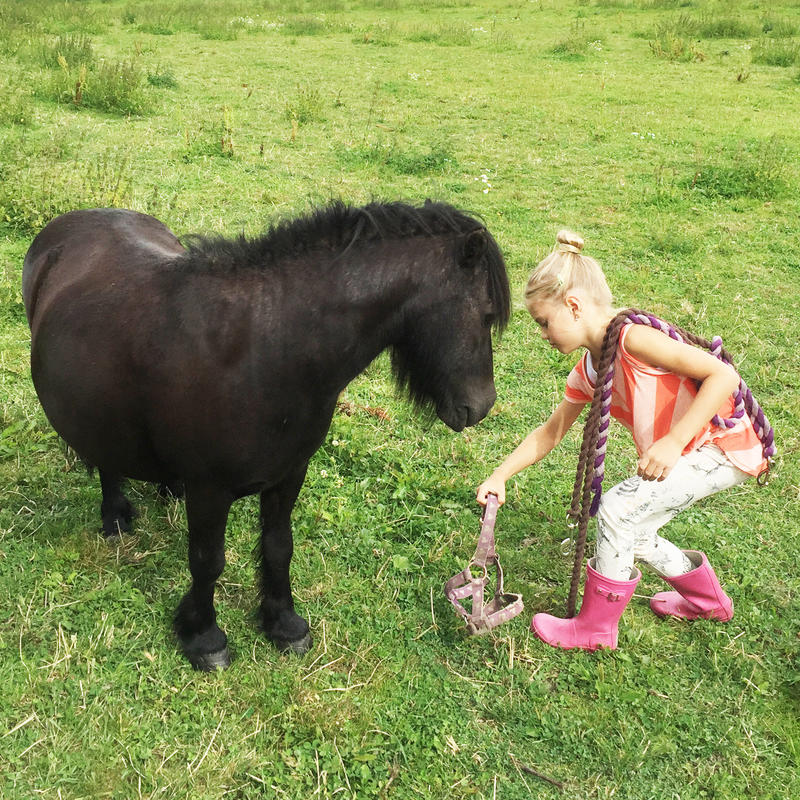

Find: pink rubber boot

[531,559,641,651]
[650,550,733,622]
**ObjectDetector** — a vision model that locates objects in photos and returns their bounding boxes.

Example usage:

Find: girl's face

[528,296,583,354]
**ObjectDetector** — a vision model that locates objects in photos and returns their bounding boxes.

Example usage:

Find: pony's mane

[180,200,490,272]
[178,200,511,338]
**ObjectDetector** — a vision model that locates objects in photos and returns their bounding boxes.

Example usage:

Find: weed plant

[283,84,326,125]
[551,15,593,58]
[146,66,178,89]
[0,1,799,799]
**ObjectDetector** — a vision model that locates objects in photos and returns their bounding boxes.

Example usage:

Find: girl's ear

[564,293,582,316]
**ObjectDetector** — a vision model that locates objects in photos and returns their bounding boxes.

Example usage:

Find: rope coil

[565,309,776,617]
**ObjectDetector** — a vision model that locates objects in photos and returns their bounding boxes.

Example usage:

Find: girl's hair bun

[524,227,611,308]
[556,230,584,254]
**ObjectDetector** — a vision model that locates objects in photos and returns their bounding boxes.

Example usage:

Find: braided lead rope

[565,308,776,617]
[444,495,524,634]
[589,309,776,516]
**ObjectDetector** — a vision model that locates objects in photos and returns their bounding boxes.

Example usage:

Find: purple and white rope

[588,312,776,516]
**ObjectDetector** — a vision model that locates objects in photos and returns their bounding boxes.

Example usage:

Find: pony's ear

[461,229,488,268]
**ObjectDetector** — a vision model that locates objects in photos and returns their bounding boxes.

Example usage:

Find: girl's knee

[596,512,633,555]
[597,478,638,528]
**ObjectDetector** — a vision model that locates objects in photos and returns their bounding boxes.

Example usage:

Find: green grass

[752,37,800,67]
[1,1,799,798]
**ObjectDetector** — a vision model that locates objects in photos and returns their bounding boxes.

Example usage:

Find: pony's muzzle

[439,387,496,431]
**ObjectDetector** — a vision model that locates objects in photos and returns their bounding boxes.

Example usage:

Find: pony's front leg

[259,463,312,654]
[174,482,233,671]
[99,471,135,537]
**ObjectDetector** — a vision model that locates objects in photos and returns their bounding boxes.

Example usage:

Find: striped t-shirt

[564,325,767,476]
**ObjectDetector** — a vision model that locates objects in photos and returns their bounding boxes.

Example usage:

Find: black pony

[22,200,510,669]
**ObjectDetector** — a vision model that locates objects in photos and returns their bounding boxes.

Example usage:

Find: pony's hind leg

[259,463,312,655]
[99,471,135,537]
[174,482,233,671]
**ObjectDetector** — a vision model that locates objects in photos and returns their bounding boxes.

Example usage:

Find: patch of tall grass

[406,23,474,46]
[697,14,757,39]
[197,20,239,40]
[46,57,152,116]
[283,84,326,125]
[354,21,397,46]
[34,33,94,69]
[337,140,457,176]
[282,16,331,37]
[181,106,237,160]
[551,16,595,58]
[687,136,792,200]
[752,38,800,67]
[0,76,34,127]
[638,0,694,8]
[761,16,798,37]
[146,66,178,88]
[0,141,133,235]
[649,15,704,61]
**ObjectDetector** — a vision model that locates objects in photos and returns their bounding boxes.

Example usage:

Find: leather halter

[444,495,524,634]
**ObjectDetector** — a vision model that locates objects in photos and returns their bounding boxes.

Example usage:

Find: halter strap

[444,495,524,634]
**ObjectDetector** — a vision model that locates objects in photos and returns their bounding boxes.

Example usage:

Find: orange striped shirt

[565,325,767,476]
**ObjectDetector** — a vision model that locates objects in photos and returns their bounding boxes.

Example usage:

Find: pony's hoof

[188,647,231,672]
[101,517,132,538]
[274,632,313,655]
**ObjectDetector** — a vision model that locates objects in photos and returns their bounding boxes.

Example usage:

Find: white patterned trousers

[595,445,749,581]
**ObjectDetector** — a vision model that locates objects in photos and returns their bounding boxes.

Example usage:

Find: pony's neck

[260,237,438,391]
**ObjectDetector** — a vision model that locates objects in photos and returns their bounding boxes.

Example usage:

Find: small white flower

[408,72,420,81]
[320,470,328,478]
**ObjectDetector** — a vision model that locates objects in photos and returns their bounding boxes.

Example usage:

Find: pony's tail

[565,309,776,617]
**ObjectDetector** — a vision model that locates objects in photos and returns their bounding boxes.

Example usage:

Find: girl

[476,231,774,651]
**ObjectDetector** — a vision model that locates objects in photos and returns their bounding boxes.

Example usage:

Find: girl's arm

[476,398,585,505]
[624,324,740,481]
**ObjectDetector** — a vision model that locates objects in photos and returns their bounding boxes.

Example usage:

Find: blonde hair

[524,230,612,308]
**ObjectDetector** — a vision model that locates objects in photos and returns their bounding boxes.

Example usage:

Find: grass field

[1,1,799,798]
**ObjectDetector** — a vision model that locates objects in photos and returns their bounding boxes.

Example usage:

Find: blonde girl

[477,231,774,651]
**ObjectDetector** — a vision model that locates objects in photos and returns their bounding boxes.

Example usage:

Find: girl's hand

[476,476,505,506]
[637,434,683,481]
